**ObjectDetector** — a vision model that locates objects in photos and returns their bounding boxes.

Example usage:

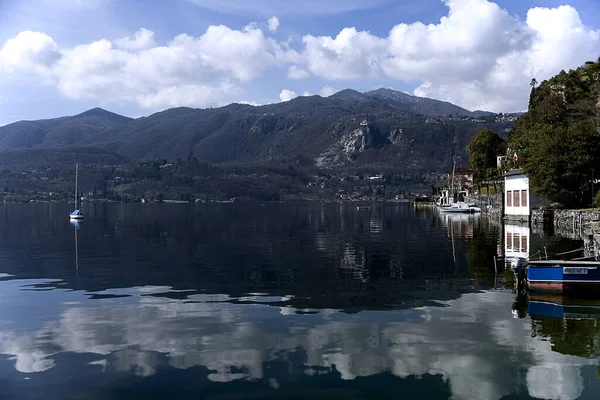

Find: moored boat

[70,209,84,220]
[439,202,481,213]
[515,257,600,295]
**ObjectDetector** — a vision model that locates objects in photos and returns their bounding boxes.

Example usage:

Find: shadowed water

[0,202,598,399]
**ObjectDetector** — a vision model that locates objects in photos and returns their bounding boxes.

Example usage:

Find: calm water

[0,202,599,399]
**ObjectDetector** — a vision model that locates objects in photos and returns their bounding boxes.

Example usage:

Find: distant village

[424,113,519,126]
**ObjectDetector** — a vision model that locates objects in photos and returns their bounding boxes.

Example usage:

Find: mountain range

[0,88,518,174]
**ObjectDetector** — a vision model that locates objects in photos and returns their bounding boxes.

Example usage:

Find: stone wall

[591,221,600,259]
[468,193,503,208]
[481,206,502,222]
[553,209,600,232]
[550,210,600,258]
[466,193,503,222]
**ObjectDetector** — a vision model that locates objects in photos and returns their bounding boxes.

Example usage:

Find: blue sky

[1,0,600,125]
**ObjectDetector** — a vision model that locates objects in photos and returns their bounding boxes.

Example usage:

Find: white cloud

[267,16,280,33]
[320,85,339,97]
[238,100,262,106]
[287,65,309,80]
[279,89,298,102]
[0,25,288,110]
[415,6,600,111]
[135,83,238,109]
[301,27,387,80]
[114,28,156,51]
[300,86,339,97]
[293,0,600,112]
[0,31,62,75]
[2,0,600,113]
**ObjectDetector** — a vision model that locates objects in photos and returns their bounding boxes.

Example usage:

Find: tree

[517,122,600,207]
[467,129,506,185]
[530,78,538,89]
[529,78,538,108]
[509,59,600,207]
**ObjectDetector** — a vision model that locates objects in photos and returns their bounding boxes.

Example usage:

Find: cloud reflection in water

[0,284,597,400]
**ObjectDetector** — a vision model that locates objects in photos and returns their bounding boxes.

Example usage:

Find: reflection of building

[440,212,476,241]
[505,224,530,261]
[504,170,540,221]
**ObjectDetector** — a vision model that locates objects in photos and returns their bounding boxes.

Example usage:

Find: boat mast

[74,162,78,209]
[75,223,79,274]
[450,157,456,202]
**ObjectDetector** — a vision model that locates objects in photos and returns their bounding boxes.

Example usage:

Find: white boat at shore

[440,202,480,213]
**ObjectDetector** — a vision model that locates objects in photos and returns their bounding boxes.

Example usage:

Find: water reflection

[0,203,491,311]
[505,224,530,261]
[515,293,600,359]
[0,283,598,400]
[0,203,598,399]
[70,219,80,274]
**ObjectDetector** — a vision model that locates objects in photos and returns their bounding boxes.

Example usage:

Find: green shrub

[595,191,600,208]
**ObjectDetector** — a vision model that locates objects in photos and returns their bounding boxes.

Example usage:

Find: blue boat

[525,259,600,295]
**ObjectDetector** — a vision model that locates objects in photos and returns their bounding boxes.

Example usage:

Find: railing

[530,247,585,261]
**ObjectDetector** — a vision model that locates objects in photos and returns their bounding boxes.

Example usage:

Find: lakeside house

[504,169,540,221]
[454,167,474,189]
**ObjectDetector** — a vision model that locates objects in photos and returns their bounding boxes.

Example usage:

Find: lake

[0,202,599,399]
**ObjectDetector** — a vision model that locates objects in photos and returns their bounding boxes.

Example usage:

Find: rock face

[387,128,404,146]
[315,121,402,167]
[316,126,372,167]
[341,127,373,154]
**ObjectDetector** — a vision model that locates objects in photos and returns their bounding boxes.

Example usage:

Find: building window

[514,190,520,207]
[513,234,520,250]
[507,232,512,250]
[522,236,528,252]
[507,191,512,207]
[521,190,528,207]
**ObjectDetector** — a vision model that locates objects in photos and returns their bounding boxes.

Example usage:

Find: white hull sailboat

[70,163,83,220]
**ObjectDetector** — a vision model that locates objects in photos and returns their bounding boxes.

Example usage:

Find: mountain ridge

[0,88,517,174]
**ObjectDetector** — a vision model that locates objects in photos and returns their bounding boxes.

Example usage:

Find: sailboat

[69,163,84,220]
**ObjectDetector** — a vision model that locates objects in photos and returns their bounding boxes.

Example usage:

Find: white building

[496,155,507,168]
[504,169,537,220]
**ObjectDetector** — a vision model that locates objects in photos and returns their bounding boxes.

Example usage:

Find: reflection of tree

[467,219,501,285]
[531,317,600,358]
